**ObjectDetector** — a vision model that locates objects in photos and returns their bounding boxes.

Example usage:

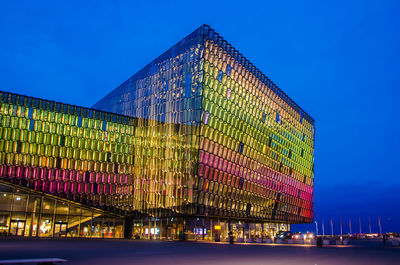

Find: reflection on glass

[39,214,53,237]
[0,185,13,211]
[12,192,28,212]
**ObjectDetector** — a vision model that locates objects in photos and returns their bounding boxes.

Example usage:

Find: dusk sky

[1,0,399,233]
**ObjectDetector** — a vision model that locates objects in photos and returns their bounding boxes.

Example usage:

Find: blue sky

[1,0,399,233]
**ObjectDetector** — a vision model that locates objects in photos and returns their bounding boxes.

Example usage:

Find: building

[0,25,315,240]
[0,92,136,237]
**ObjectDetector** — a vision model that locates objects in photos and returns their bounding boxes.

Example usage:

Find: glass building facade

[94,24,315,225]
[0,91,136,238]
[0,25,315,240]
[199,29,314,223]
[94,27,204,219]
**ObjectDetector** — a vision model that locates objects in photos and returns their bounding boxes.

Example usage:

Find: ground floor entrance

[9,220,25,236]
[0,181,125,238]
[54,222,68,237]
[131,217,290,242]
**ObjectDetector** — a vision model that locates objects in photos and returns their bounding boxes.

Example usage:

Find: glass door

[54,222,68,237]
[9,220,26,236]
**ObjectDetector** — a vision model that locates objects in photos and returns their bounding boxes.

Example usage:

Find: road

[0,238,399,265]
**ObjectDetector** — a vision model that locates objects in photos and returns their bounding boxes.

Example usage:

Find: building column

[124,216,133,239]
[148,218,151,239]
[245,222,249,240]
[154,218,156,239]
[210,219,213,241]
[202,218,205,240]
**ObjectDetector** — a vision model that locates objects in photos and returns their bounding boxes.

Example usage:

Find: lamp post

[315,221,318,236]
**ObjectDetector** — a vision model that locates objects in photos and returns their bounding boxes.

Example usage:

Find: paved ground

[0,238,399,265]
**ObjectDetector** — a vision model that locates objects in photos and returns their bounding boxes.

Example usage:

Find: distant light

[214,225,221,230]
[16,197,21,201]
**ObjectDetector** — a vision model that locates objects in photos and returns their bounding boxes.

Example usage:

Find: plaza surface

[0,239,399,265]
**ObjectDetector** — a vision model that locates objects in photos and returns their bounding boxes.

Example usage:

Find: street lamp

[315,221,318,236]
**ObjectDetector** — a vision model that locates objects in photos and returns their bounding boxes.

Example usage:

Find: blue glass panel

[226,65,231,76]
[276,113,281,123]
[189,50,194,62]
[28,108,33,119]
[218,70,223,82]
[239,142,244,154]
[185,73,192,98]
[29,119,35,131]
[300,110,304,124]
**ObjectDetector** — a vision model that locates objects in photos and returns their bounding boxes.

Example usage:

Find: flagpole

[349,218,352,234]
[368,216,372,234]
[378,216,382,235]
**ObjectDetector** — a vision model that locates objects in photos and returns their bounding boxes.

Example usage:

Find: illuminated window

[226,88,231,100]
[204,112,210,125]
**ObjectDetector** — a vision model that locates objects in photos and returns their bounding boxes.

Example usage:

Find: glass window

[0,184,13,211]
[91,215,103,238]
[0,211,11,235]
[12,191,28,212]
